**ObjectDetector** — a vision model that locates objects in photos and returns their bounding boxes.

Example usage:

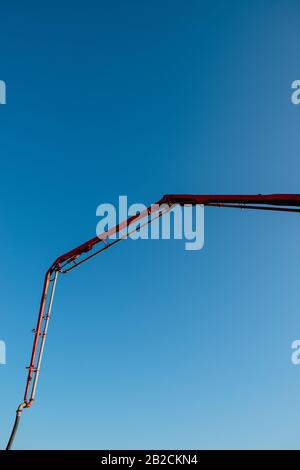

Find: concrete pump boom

[6,193,300,449]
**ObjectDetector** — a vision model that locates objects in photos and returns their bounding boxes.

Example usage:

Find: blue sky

[1,0,300,449]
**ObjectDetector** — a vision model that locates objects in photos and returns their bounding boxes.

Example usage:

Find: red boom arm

[6,194,300,449]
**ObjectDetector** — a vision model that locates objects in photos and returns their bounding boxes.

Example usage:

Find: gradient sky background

[1,0,300,450]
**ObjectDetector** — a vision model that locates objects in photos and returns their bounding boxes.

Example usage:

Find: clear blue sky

[1,0,300,450]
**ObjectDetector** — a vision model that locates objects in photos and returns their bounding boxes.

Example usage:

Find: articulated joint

[16,401,28,415]
[49,263,61,274]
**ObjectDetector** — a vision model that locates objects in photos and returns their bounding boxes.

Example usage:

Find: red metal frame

[8,193,300,447]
